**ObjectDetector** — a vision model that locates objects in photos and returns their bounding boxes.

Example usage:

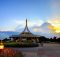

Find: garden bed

[0,48,23,57]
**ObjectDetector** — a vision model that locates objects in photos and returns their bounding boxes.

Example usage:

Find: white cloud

[0,26,15,31]
[14,19,44,29]
[0,19,18,31]
[33,27,44,32]
[47,18,60,26]
[0,19,44,31]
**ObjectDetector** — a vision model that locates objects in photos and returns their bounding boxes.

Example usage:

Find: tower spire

[26,19,27,28]
[22,18,30,32]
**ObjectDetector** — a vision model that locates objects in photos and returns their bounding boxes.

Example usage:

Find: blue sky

[0,0,60,31]
[0,0,51,19]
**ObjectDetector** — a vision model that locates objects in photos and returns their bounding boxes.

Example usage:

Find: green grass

[4,41,39,47]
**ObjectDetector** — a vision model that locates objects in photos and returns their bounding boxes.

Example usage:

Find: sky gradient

[0,0,60,32]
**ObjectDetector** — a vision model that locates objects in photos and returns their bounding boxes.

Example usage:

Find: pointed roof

[21,19,31,33]
[19,19,40,37]
[10,19,40,38]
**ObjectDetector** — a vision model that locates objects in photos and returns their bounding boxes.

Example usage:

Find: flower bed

[0,48,23,57]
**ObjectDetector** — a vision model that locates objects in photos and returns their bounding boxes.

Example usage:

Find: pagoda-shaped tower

[19,19,40,40]
[10,19,40,41]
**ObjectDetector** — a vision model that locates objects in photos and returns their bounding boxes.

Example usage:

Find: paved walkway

[12,43,60,57]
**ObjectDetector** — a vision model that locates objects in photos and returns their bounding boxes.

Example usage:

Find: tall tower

[23,19,30,32]
[26,19,27,29]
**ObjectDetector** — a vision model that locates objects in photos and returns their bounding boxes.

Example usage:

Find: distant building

[10,19,40,42]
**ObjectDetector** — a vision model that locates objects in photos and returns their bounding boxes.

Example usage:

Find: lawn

[4,41,39,47]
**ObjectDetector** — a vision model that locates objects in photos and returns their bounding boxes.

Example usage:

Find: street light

[0,40,4,49]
